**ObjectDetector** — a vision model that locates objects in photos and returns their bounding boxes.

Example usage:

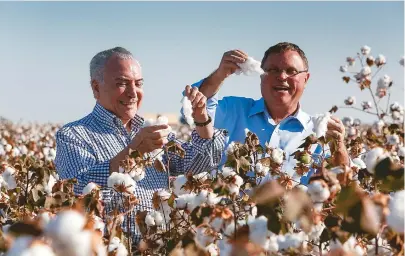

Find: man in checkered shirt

[54,47,228,248]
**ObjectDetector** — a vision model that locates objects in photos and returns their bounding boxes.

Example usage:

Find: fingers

[143,124,169,132]
[149,128,171,139]
[152,137,169,147]
[223,54,246,64]
[326,130,344,142]
[327,117,344,134]
[185,85,192,96]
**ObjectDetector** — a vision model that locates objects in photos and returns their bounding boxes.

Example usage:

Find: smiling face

[260,50,310,112]
[91,53,144,124]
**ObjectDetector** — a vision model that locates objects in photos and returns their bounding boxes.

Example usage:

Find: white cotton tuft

[375,54,386,66]
[143,118,155,127]
[312,112,331,138]
[248,216,269,249]
[235,56,264,76]
[182,96,194,127]
[377,75,392,89]
[271,148,284,165]
[45,210,86,240]
[364,147,389,174]
[156,116,169,125]
[82,182,99,195]
[386,134,400,146]
[2,166,17,190]
[173,175,188,196]
[145,214,156,227]
[307,181,330,202]
[352,158,366,169]
[129,167,145,182]
[107,172,136,194]
[151,211,164,226]
[108,237,128,256]
[386,190,404,233]
[221,167,236,178]
[361,45,371,55]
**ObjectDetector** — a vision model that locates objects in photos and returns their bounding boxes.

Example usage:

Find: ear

[304,72,311,87]
[91,80,100,99]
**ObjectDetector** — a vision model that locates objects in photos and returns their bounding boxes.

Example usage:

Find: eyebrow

[115,77,144,83]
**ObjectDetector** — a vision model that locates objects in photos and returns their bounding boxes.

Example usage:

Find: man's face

[92,54,144,122]
[260,50,310,110]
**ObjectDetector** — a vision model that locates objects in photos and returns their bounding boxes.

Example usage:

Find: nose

[276,70,288,81]
[126,83,138,99]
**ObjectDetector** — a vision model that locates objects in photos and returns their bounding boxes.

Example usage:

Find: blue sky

[0,1,404,124]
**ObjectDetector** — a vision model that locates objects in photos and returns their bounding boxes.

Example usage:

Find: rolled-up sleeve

[164,128,228,176]
[55,129,110,193]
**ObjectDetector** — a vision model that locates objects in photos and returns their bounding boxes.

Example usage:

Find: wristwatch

[194,115,212,127]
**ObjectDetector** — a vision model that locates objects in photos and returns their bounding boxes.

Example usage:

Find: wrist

[194,115,212,127]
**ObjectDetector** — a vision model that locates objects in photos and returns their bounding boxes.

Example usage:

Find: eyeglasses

[263,67,308,77]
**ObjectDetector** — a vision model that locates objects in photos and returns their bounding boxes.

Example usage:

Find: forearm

[199,69,227,99]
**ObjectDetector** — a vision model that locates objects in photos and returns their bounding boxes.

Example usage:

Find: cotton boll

[248,216,269,249]
[266,235,279,253]
[156,116,169,125]
[255,163,269,176]
[375,54,386,66]
[2,166,17,190]
[173,175,188,196]
[82,182,99,195]
[365,147,389,174]
[226,142,236,155]
[271,148,284,165]
[145,214,156,227]
[206,243,219,256]
[129,167,145,182]
[143,119,155,127]
[45,210,86,239]
[307,181,330,202]
[235,56,265,76]
[152,211,164,226]
[312,112,331,138]
[386,134,400,145]
[232,175,243,187]
[108,237,128,256]
[361,45,371,55]
[352,158,366,169]
[386,190,404,233]
[221,167,236,178]
[228,184,240,195]
[182,96,194,127]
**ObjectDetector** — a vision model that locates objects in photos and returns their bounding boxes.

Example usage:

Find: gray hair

[89,47,135,84]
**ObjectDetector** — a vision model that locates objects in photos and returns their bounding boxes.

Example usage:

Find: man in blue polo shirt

[183,42,351,184]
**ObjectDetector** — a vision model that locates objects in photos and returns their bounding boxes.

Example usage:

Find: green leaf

[335,183,361,216]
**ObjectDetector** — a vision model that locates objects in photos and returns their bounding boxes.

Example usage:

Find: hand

[215,49,249,79]
[184,85,209,123]
[326,116,346,144]
[129,125,171,154]
[326,116,350,166]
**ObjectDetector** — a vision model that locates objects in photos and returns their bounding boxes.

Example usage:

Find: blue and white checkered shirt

[54,102,227,245]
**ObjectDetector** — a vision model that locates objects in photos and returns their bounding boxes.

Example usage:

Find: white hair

[89,47,138,84]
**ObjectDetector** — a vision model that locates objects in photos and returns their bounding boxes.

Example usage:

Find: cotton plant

[337,45,403,125]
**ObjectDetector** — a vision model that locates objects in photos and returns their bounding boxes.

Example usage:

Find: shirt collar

[248,97,312,129]
[92,102,144,132]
